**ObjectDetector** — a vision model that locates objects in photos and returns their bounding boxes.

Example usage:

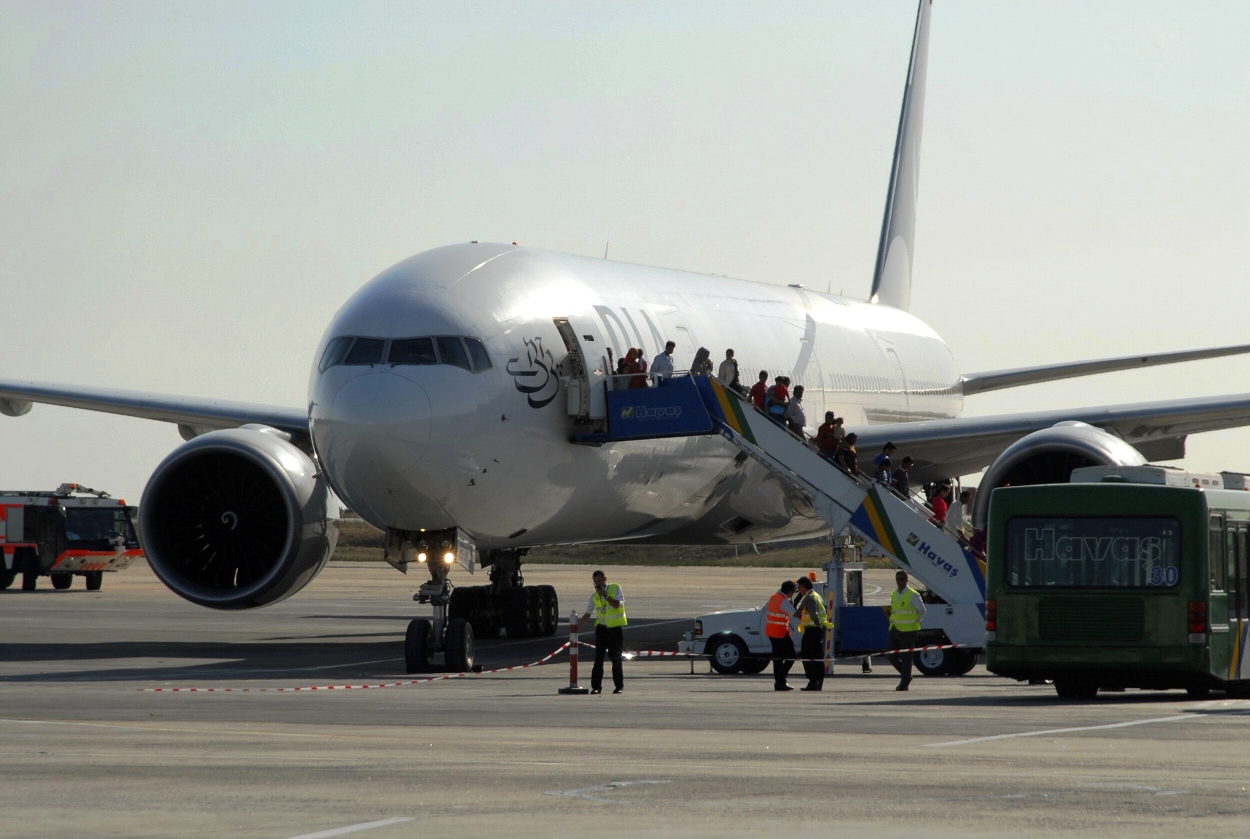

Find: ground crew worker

[886,570,926,691]
[795,576,830,691]
[574,570,627,694]
[764,580,798,691]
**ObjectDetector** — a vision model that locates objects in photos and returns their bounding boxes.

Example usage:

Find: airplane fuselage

[309,242,962,549]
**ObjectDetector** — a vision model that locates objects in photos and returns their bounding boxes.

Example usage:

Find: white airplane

[3,1,1250,655]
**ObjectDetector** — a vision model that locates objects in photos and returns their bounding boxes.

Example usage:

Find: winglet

[869,0,932,311]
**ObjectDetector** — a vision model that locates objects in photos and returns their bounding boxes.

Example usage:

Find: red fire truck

[0,484,142,592]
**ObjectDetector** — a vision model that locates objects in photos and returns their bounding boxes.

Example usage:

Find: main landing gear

[403,548,559,674]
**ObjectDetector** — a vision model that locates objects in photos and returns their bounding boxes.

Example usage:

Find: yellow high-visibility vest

[889,587,922,632]
[592,583,627,627]
[797,590,828,630]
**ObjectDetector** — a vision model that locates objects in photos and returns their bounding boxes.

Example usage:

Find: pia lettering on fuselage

[506,337,560,409]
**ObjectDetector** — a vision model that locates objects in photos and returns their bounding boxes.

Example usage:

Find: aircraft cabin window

[319,336,353,372]
[465,338,492,372]
[343,337,385,365]
[389,337,437,365]
[437,336,472,371]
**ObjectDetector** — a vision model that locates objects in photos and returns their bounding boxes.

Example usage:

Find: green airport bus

[985,472,1250,699]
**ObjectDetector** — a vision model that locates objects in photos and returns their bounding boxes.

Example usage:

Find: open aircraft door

[553,317,608,420]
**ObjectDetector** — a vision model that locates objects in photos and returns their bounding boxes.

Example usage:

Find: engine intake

[971,422,1147,529]
[139,426,338,609]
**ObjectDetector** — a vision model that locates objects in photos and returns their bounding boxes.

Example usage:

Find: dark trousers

[769,635,795,688]
[592,624,624,691]
[800,627,826,689]
[889,627,917,683]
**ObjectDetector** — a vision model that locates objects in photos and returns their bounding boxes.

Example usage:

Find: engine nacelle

[139,426,338,610]
[970,422,1147,529]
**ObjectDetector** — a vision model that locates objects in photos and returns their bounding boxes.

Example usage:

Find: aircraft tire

[448,586,473,621]
[85,571,103,591]
[537,585,559,636]
[503,588,531,638]
[51,573,73,590]
[445,618,474,673]
[405,618,434,673]
[0,569,15,590]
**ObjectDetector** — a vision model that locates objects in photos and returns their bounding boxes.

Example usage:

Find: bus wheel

[85,572,103,591]
[51,573,73,590]
[1055,679,1097,700]
[1186,687,1211,699]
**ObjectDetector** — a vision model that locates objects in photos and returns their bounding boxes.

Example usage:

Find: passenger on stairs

[784,385,806,436]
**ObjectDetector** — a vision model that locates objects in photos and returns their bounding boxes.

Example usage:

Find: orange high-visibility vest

[765,592,792,638]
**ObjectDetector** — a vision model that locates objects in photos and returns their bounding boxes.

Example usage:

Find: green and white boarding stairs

[575,374,986,609]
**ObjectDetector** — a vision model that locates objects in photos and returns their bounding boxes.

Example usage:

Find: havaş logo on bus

[1022,528,1169,563]
[906,533,959,578]
[620,405,682,420]
[506,337,559,409]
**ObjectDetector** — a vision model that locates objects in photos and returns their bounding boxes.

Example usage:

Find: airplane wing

[0,378,308,442]
[960,343,1250,395]
[853,392,1250,484]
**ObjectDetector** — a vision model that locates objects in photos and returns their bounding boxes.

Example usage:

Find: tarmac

[2,561,1248,838]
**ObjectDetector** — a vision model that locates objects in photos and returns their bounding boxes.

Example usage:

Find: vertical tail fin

[869,0,932,311]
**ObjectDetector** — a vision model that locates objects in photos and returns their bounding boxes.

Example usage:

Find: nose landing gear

[407,562,475,674]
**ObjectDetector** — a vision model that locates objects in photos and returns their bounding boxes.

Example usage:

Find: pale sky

[2,1,1248,504]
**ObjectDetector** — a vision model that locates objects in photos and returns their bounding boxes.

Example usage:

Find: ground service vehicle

[0,484,142,592]
[986,466,1250,699]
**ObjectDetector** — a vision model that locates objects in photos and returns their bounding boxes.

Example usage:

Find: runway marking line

[284,817,414,839]
[926,714,1195,747]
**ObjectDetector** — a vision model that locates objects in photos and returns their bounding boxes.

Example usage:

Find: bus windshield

[1004,516,1180,588]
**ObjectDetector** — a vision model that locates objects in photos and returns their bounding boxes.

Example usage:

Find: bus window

[1209,514,1226,591]
[1237,526,1250,620]
[437,337,471,370]
[344,338,385,365]
[389,337,437,365]
[1004,516,1181,588]
[464,338,492,372]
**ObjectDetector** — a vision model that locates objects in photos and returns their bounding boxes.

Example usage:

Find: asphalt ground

[2,562,1248,838]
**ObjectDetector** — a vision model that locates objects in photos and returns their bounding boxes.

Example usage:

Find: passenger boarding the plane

[765,376,789,425]
[717,349,740,391]
[749,370,769,410]
[784,385,806,436]
[650,341,676,382]
[691,347,713,377]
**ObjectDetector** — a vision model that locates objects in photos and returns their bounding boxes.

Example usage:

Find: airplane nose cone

[315,372,432,481]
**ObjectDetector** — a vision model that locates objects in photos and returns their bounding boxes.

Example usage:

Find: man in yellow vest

[886,569,927,691]
[764,580,798,691]
[795,575,831,691]
[574,570,627,694]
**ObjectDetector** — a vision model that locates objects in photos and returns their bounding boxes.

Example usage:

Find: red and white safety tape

[144,642,570,693]
[579,640,974,663]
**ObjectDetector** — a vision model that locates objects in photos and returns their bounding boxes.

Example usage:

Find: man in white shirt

[948,489,970,536]
[650,341,676,382]
[784,385,806,436]
[717,349,739,389]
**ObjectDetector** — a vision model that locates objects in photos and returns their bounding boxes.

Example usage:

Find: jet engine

[970,422,1147,529]
[139,425,338,610]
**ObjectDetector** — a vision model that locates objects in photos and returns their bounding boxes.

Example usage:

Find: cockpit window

[437,336,471,371]
[465,338,492,371]
[343,338,385,365]
[389,337,437,365]
[319,336,353,372]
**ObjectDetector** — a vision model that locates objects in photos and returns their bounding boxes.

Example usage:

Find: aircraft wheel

[537,585,559,636]
[707,635,748,675]
[405,618,434,673]
[22,571,38,592]
[445,618,474,673]
[448,587,473,621]
[503,588,531,638]
[85,571,103,591]
[0,568,15,590]
[51,573,73,590]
